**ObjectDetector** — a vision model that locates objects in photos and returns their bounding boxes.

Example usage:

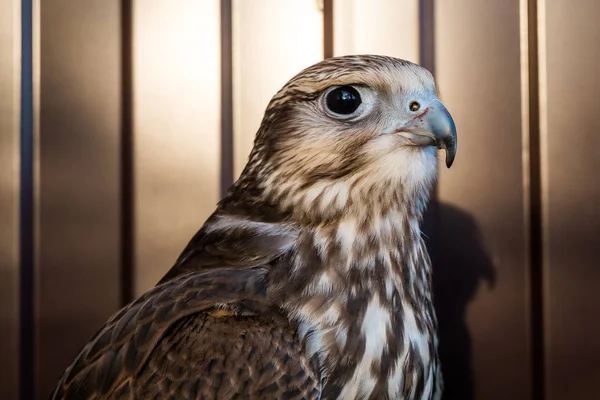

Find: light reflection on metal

[232,0,324,177]
[333,0,419,63]
[0,1,22,398]
[133,0,221,295]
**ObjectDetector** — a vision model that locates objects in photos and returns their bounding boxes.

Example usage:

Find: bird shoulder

[50,268,273,399]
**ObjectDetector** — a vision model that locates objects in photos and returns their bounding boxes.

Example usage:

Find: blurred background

[1,0,599,399]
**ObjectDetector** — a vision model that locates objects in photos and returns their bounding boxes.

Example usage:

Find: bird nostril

[409,101,420,112]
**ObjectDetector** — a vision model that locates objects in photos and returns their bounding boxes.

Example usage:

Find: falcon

[51,55,457,400]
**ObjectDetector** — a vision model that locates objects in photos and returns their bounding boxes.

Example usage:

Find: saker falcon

[51,55,457,400]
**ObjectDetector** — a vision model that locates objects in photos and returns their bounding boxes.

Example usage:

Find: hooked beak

[396,98,457,168]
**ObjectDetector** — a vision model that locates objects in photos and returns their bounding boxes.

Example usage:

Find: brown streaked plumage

[51,55,457,400]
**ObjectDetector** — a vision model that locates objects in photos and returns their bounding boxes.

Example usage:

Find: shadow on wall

[424,202,496,400]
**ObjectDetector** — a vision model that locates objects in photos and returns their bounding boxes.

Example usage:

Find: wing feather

[50,268,320,399]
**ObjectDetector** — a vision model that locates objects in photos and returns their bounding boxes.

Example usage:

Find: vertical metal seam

[120,0,134,305]
[519,0,534,395]
[220,0,234,196]
[418,0,439,223]
[19,0,35,398]
[323,0,334,58]
[525,0,545,399]
[537,0,551,397]
[418,0,435,76]
[418,0,438,253]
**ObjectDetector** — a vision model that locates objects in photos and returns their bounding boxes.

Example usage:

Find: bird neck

[275,202,435,327]
[171,187,439,398]
[277,202,431,295]
[268,203,438,398]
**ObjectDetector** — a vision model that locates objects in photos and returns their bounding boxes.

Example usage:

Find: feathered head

[231,55,457,223]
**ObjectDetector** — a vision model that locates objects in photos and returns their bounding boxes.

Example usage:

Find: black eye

[409,101,420,112]
[325,86,362,115]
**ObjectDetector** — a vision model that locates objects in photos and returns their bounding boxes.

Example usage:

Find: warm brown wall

[36,1,123,397]
[541,1,600,398]
[435,1,531,398]
[0,1,21,399]
[1,1,598,400]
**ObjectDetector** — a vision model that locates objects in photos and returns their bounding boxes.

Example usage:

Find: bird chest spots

[336,217,358,254]
[319,180,350,211]
[402,302,431,366]
[361,296,391,358]
[337,296,393,399]
[310,271,334,295]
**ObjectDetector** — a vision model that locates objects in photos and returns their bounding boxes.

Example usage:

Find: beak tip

[443,143,456,168]
[440,139,456,169]
[427,99,457,169]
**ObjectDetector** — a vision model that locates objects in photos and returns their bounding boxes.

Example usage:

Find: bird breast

[276,205,439,399]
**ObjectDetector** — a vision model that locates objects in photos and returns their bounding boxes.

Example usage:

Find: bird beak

[398,98,457,168]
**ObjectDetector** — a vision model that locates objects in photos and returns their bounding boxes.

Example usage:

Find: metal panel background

[232,0,323,177]
[539,1,600,398]
[132,0,221,295]
[36,1,122,398]
[434,1,531,399]
[333,0,419,62]
[2,1,600,399]
[0,1,21,399]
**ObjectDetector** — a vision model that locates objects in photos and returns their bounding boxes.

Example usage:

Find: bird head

[236,55,457,223]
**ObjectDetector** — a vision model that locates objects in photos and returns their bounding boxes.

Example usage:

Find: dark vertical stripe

[323,0,334,59]
[418,3,442,397]
[220,0,234,196]
[419,0,438,258]
[419,0,438,243]
[527,1,544,399]
[419,0,438,252]
[418,0,435,75]
[419,0,439,236]
[19,0,34,399]
[120,0,134,305]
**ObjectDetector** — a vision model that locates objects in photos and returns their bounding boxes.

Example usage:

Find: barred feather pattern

[229,55,443,398]
[51,55,447,400]
[270,208,441,400]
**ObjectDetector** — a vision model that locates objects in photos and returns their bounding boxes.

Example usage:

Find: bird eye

[325,86,362,115]
[409,101,420,112]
